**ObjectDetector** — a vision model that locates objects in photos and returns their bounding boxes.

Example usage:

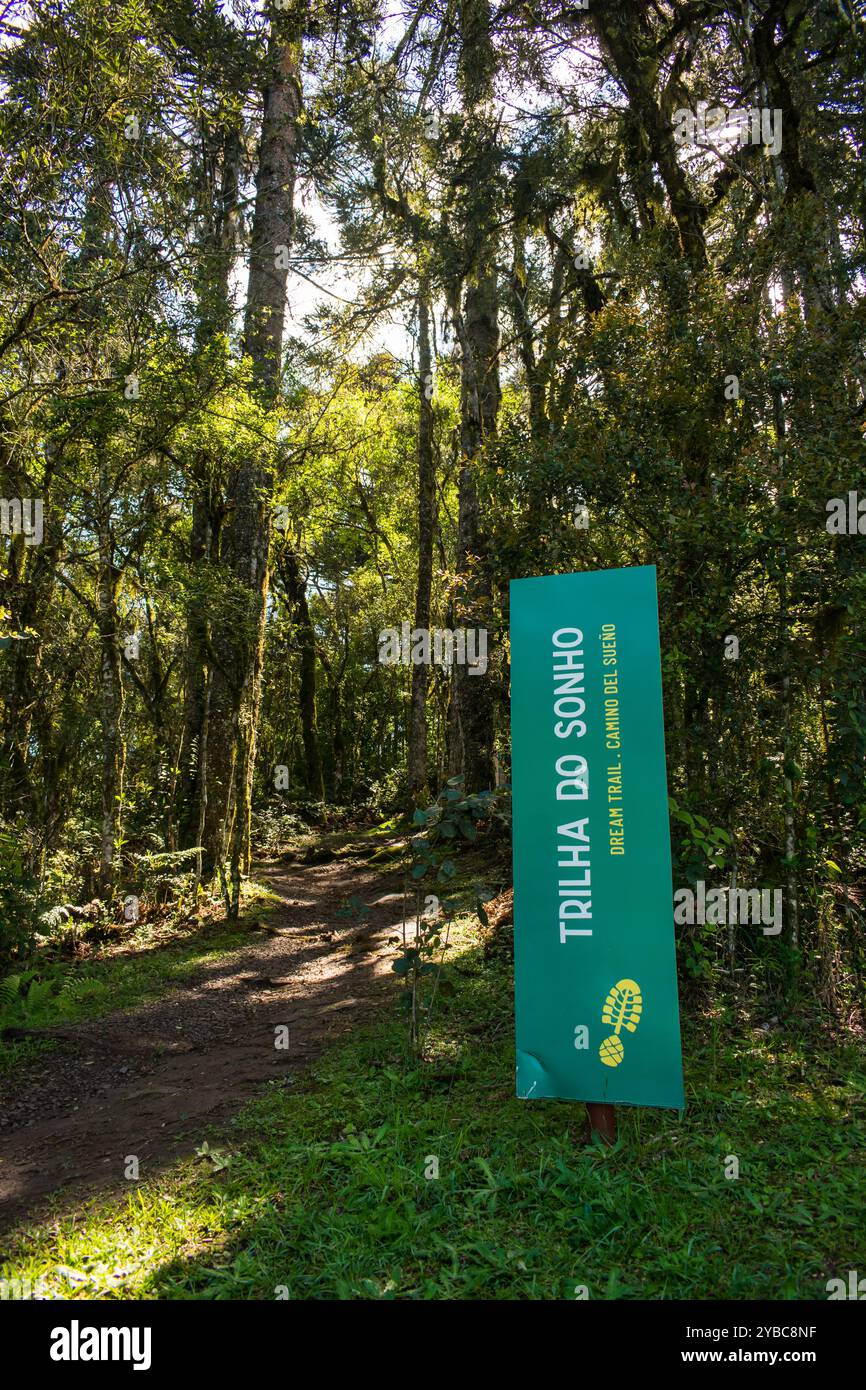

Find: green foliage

[132,847,204,907]
[0,968,57,1027]
[251,805,310,855]
[336,894,370,923]
[0,906,270,1041]
[394,779,510,1051]
[0,827,42,963]
[669,798,733,878]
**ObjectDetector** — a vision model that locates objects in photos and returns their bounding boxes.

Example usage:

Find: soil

[0,852,408,1233]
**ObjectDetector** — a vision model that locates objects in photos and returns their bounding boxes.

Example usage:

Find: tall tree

[204,3,303,914]
[450,0,501,791]
[408,288,436,796]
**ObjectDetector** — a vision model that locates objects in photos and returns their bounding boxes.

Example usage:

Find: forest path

[0,850,406,1233]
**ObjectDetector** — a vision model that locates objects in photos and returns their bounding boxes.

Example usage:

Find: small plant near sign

[394,777,505,1054]
[336,894,371,926]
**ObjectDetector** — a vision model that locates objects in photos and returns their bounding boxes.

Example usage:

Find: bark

[278,546,324,802]
[192,668,211,896]
[508,232,547,442]
[96,471,124,897]
[178,484,222,847]
[408,292,436,797]
[452,269,499,791]
[0,453,60,833]
[771,365,801,957]
[450,0,500,793]
[329,676,346,800]
[241,32,301,393]
[193,125,243,346]
[180,118,242,850]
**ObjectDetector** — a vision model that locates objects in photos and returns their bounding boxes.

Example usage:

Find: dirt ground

[0,853,408,1232]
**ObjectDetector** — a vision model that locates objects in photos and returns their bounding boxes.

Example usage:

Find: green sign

[510,565,684,1110]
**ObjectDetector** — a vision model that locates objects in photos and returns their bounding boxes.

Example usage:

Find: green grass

[0,1034,57,1076]
[2,923,864,1301]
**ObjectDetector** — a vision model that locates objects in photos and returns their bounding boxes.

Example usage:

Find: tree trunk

[453,273,498,791]
[179,485,220,848]
[751,2,836,319]
[508,231,547,441]
[96,475,124,898]
[408,292,436,798]
[592,0,707,272]
[278,546,324,802]
[205,16,302,912]
[451,0,500,793]
[180,118,241,850]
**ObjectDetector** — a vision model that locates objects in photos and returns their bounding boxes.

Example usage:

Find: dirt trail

[0,852,406,1232]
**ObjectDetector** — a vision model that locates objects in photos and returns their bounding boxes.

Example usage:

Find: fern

[0,974,22,1009]
[22,977,56,1017]
[141,849,202,866]
[58,976,106,1001]
[0,970,51,1024]
[39,904,71,930]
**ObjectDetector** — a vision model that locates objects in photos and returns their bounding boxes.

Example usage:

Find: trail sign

[510,565,684,1110]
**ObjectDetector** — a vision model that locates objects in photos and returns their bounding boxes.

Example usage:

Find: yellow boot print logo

[599,978,642,1067]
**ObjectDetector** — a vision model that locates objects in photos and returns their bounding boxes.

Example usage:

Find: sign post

[510,565,684,1118]
[586,1102,617,1145]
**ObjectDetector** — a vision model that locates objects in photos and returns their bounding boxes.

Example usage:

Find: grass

[1,918,864,1301]
[0,1035,57,1077]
